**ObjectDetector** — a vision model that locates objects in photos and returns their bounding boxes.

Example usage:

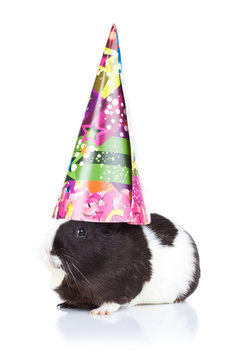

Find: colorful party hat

[53,24,150,225]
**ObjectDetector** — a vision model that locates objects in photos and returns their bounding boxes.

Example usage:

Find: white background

[0,0,240,359]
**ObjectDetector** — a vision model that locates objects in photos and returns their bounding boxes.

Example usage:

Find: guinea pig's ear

[102,223,122,234]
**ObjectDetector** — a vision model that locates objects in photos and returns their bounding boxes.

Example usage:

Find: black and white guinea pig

[41,213,200,316]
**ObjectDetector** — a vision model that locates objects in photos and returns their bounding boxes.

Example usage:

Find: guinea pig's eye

[76,227,85,238]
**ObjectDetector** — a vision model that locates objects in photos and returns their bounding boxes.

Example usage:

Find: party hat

[53,24,150,225]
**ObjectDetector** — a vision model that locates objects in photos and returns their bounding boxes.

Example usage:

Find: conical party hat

[53,24,150,225]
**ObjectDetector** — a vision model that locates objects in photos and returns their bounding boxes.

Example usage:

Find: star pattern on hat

[82,121,107,146]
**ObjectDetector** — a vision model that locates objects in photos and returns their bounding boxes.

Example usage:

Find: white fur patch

[90,302,121,316]
[50,266,66,290]
[39,219,68,289]
[129,222,196,306]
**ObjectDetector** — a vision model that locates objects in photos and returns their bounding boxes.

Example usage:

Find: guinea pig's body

[42,213,200,315]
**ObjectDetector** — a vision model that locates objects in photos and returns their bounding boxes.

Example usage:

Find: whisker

[68,260,91,286]
[59,249,79,263]
[62,252,79,262]
[60,251,91,285]
[62,253,104,299]
[65,260,82,293]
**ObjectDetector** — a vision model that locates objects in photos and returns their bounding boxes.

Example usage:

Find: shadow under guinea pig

[56,302,199,343]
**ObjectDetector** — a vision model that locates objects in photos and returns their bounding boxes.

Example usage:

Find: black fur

[51,221,152,308]
[148,213,178,246]
[51,213,200,309]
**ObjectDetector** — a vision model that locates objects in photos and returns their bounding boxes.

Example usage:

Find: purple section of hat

[78,83,129,144]
[111,182,132,193]
[79,88,105,135]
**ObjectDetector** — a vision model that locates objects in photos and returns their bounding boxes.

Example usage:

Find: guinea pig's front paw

[90,302,121,316]
[57,302,78,309]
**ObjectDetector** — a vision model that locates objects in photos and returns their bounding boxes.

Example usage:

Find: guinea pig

[41,213,200,315]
